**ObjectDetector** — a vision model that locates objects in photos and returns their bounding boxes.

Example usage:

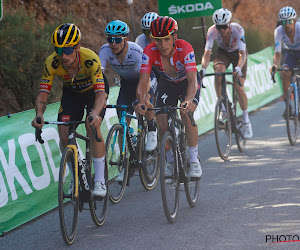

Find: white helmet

[141,12,159,30]
[278,6,297,21]
[212,8,232,25]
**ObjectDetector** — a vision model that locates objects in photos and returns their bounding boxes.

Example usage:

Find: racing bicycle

[105,104,159,204]
[272,66,300,145]
[204,72,246,160]
[149,105,201,223]
[35,116,108,245]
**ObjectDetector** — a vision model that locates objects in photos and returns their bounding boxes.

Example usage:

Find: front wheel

[286,85,298,145]
[139,123,160,191]
[58,147,79,245]
[214,97,232,160]
[159,131,180,223]
[106,124,129,204]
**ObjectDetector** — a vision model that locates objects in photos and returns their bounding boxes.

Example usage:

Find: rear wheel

[159,131,179,223]
[58,147,78,245]
[89,161,108,226]
[233,97,246,152]
[139,122,160,191]
[286,85,298,145]
[214,97,232,160]
[106,124,129,204]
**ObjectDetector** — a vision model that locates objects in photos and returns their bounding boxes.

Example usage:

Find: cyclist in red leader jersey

[135,16,202,178]
[31,24,108,197]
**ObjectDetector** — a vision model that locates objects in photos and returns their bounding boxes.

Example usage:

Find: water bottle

[129,127,137,146]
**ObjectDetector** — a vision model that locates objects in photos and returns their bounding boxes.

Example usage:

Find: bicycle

[105,104,159,204]
[272,66,300,145]
[148,105,201,223]
[35,116,108,245]
[204,72,246,161]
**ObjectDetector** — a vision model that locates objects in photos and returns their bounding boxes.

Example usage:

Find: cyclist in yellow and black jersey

[32,23,108,197]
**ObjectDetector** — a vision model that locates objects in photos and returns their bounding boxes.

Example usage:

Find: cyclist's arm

[273,52,281,67]
[201,49,212,70]
[182,71,198,113]
[236,50,247,69]
[32,92,48,128]
[136,72,151,115]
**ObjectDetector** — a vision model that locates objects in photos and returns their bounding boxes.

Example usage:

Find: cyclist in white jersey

[98,20,157,153]
[270,6,300,118]
[200,8,253,139]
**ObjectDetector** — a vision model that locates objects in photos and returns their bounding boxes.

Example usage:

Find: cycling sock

[166,149,174,163]
[243,110,249,124]
[93,156,105,182]
[189,145,200,163]
[147,119,156,131]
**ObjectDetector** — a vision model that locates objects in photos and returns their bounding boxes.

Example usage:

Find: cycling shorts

[213,48,248,78]
[58,74,109,122]
[282,50,300,68]
[156,72,201,114]
[117,78,154,116]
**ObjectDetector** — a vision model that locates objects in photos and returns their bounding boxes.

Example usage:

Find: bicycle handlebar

[271,66,300,83]
[35,116,101,144]
[201,71,243,87]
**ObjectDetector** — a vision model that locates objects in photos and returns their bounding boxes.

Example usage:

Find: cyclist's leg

[281,50,296,101]
[57,88,85,150]
[213,48,230,98]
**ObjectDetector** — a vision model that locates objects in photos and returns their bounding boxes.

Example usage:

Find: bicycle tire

[58,147,79,245]
[214,97,232,160]
[159,131,180,223]
[139,121,160,191]
[106,123,129,204]
[233,97,246,152]
[89,161,109,226]
[286,85,298,145]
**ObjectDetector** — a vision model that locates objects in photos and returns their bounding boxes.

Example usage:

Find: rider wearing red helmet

[135,16,202,178]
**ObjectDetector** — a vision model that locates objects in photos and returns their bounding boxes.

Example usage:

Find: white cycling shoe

[92,181,107,197]
[165,161,174,184]
[243,122,253,139]
[145,129,158,152]
[188,162,202,178]
[115,169,124,182]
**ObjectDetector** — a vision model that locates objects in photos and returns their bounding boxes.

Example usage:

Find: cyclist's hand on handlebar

[181,100,196,113]
[32,116,44,129]
[200,69,206,78]
[270,65,277,74]
[233,66,243,77]
[134,102,147,116]
[88,112,101,128]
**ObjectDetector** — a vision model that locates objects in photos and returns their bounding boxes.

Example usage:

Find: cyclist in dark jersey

[135,16,202,178]
[31,23,109,197]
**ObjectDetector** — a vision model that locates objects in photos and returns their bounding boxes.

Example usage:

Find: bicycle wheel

[58,147,79,245]
[286,85,298,145]
[233,98,246,152]
[106,124,129,204]
[184,157,201,208]
[160,131,180,223]
[89,161,108,227]
[139,122,160,191]
[214,97,232,160]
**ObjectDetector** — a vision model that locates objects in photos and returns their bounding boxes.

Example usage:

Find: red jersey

[140,39,197,83]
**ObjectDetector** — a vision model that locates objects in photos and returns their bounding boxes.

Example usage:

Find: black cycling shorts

[58,74,109,122]
[156,73,201,113]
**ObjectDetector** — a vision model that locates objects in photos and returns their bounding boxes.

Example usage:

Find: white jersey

[135,33,151,49]
[98,41,143,81]
[205,23,247,52]
[274,22,300,52]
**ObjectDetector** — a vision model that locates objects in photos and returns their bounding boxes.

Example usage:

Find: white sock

[166,149,174,163]
[243,110,249,124]
[189,145,199,163]
[93,156,105,182]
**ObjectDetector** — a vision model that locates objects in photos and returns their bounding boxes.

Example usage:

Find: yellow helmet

[51,23,81,47]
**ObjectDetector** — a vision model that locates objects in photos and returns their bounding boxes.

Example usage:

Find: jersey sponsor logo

[240,36,246,44]
[275,41,280,48]
[96,79,104,83]
[95,83,105,90]
[175,60,184,70]
[94,65,101,76]
[128,54,133,59]
[185,66,197,70]
[43,64,50,77]
[130,47,143,54]
[40,84,51,90]
[151,47,158,50]
[61,115,70,122]
[142,54,150,64]
[184,52,196,64]
[177,48,183,51]
[161,93,168,104]
[52,56,60,69]
[40,79,50,83]
[154,60,160,65]
[85,60,94,68]
[64,75,71,80]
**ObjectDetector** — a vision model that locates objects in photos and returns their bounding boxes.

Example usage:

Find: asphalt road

[1,99,300,250]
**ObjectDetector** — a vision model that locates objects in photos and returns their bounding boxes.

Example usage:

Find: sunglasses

[106,36,126,44]
[54,46,75,55]
[151,30,174,39]
[281,19,294,26]
[143,29,150,36]
[216,25,229,30]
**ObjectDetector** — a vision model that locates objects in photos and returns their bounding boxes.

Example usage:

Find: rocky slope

[1,0,299,116]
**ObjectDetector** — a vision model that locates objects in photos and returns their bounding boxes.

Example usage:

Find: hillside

[0,0,299,116]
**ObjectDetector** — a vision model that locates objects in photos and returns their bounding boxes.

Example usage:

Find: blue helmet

[105,20,130,36]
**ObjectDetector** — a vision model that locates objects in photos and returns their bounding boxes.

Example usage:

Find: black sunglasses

[281,20,294,26]
[216,25,229,30]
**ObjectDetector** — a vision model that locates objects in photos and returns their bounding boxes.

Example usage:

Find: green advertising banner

[158,0,222,19]
[0,47,281,234]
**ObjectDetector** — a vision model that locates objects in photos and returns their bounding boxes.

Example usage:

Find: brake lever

[35,117,44,144]
[88,116,102,142]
